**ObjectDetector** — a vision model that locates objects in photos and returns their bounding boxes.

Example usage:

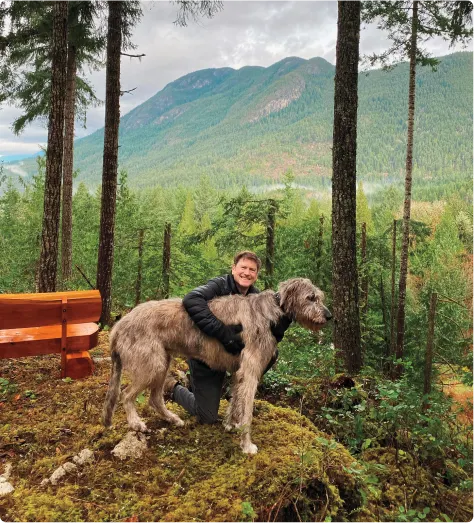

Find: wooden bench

[0,290,101,379]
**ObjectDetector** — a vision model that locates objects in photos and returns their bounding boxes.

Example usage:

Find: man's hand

[220,324,245,355]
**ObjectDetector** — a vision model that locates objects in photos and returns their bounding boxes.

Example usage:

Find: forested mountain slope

[6,51,472,190]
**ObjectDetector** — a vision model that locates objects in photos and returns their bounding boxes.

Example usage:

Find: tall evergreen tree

[332,1,362,374]
[37,1,68,292]
[96,1,224,324]
[362,1,472,376]
[0,2,105,285]
[62,2,105,283]
[97,1,126,325]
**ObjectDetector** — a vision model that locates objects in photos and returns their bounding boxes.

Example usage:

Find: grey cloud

[0,0,470,157]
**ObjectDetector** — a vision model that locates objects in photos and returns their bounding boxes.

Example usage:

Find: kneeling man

[167,250,291,423]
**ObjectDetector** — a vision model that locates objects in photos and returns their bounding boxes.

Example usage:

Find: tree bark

[97,1,122,325]
[38,1,68,293]
[61,41,77,285]
[332,0,362,374]
[395,0,418,378]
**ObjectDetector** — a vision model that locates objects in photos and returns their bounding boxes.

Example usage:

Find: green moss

[0,379,367,522]
[1,347,470,522]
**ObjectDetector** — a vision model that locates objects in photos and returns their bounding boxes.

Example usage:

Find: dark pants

[172,358,225,424]
[172,351,278,424]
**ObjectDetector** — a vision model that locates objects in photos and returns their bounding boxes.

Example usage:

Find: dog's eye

[308,294,316,302]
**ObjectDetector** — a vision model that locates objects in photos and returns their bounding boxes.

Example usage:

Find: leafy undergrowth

[259,368,473,522]
[0,334,369,522]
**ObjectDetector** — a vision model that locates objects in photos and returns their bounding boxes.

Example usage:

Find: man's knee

[197,407,219,424]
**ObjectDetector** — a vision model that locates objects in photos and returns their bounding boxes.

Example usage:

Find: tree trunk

[162,222,171,299]
[265,199,276,290]
[360,222,368,316]
[380,275,389,363]
[61,41,77,285]
[38,1,68,293]
[423,292,437,407]
[332,0,362,374]
[360,222,368,349]
[389,219,397,362]
[316,213,325,278]
[135,228,145,306]
[394,0,418,378]
[96,1,122,325]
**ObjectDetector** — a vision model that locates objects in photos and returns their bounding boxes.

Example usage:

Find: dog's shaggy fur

[102,278,331,454]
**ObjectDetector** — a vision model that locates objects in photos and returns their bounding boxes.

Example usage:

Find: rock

[0,482,14,496]
[112,431,148,460]
[73,448,94,466]
[0,463,12,481]
[40,449,93,487]
[49,462,78,485]
[0,463,14,496]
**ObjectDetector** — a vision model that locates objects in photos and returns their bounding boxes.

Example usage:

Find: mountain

[0,151,44,163]
[4,52,472,191]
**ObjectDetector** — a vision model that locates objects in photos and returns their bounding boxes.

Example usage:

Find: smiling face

[231,257,259,294]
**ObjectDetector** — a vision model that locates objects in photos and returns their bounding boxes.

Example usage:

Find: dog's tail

[102,337,123,428]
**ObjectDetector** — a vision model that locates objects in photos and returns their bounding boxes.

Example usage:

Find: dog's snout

[324,307,332,321]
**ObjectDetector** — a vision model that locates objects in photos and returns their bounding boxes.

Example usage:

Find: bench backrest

[0,290,101,330]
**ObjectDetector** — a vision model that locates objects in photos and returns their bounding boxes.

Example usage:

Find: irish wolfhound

[102,278,331,454]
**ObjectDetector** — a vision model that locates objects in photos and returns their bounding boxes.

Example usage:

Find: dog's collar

[274,292,296,321]
[274,292,294,321]
[274,292,281,306]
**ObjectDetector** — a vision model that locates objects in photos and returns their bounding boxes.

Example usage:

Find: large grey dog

[102,278,331,454]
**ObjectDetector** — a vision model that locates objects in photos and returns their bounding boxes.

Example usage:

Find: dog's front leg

[224,372,241,431]
[224,366,259,454]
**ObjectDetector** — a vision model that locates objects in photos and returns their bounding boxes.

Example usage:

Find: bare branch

[120,52,145,58]
[120,87,137,96]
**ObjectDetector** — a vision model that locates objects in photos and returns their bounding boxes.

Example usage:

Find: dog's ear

[278,278,306,298]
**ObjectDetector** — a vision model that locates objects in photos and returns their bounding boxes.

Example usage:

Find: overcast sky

[0,0,471,159]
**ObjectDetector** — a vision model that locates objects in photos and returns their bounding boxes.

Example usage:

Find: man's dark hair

[233,251,262,272]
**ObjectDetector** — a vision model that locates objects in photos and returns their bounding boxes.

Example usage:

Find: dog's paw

[223,423,236,432]
[241,442,258,455]
[173,418,185,427]
[130,420,149,433]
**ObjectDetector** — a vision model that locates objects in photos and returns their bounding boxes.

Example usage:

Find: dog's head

[278,278,332,332]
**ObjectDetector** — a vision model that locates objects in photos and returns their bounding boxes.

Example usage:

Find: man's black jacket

[182,274,291,344]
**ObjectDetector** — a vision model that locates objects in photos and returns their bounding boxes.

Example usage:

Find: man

[167,250,291,424]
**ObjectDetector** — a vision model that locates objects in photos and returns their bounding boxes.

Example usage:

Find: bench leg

[63,351,94,379]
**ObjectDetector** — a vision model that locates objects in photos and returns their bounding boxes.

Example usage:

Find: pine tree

[97,1,124,325]
[362,1,472,377]
[95,0,223,323]
[0,2,105,285]
[332,0,362,374]
[38,1,68,292]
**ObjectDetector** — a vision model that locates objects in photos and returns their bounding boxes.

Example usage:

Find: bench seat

[0,290,101,379]
[0,323,99,358]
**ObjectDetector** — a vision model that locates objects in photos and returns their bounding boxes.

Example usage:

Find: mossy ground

[0,333,472,522]
[0,333,365,522]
